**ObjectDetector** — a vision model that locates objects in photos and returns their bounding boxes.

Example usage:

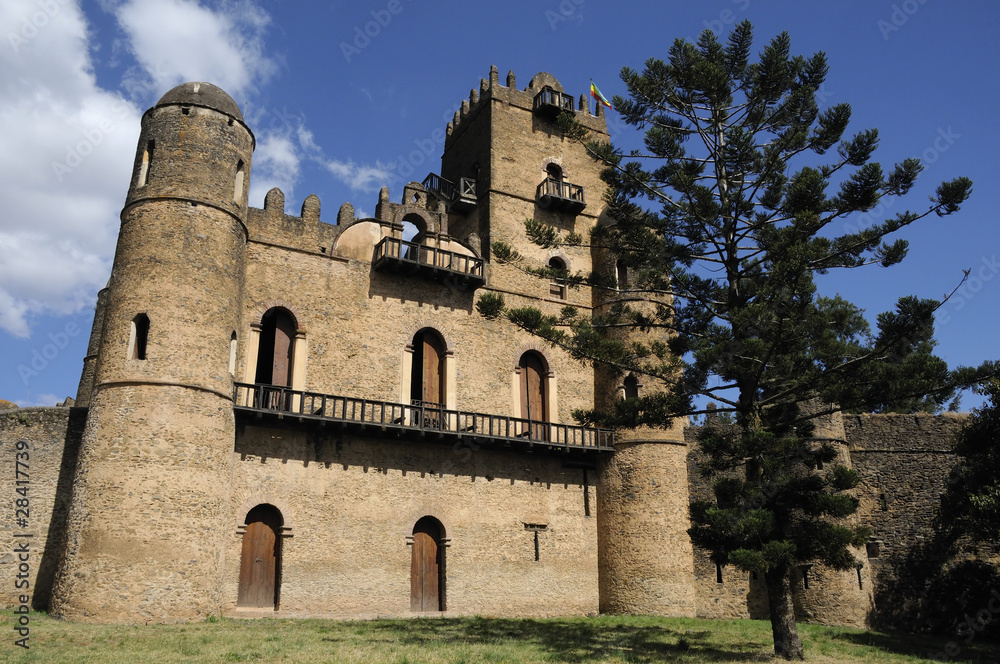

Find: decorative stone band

[95,379,233,401]
[120,195,250,240]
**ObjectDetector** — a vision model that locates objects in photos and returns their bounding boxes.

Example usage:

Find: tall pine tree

[478,22,989,659]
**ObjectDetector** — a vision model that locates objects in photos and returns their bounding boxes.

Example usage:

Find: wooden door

[238,506,281,608]
[271,312,295,388]
[411,519,441,612]
[520,353,547,439]
[421,333,443,406]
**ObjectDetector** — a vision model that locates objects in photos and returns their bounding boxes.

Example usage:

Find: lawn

[0,612,997,663]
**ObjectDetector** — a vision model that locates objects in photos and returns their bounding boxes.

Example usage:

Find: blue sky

[2,0,997,410]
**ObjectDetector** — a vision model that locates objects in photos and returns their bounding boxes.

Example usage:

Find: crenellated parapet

[445,65,608,148]
[246,188,343,259]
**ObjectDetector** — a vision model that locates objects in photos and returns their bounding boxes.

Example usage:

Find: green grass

[0,612,996,663]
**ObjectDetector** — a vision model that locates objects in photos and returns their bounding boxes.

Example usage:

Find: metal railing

[234,382,615,453]
[372,237,485,287]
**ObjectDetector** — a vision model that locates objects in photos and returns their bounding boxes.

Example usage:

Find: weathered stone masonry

[0,69,975,627]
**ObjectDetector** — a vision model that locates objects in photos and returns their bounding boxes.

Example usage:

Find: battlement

[246,181,482,274]
[844,412,967,453]
[246,188,345,259]
[445,65,608,150]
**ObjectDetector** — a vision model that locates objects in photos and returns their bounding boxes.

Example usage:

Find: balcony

[372,236,485,289]
[536,177,586,213]
[532,86,575,118]
[422,173,477,212]
[234,383,615,455]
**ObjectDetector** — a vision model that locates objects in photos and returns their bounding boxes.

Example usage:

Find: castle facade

[0,69,965,626]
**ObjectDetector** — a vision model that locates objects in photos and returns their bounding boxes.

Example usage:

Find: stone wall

[846,413,964,561]
[0,407,84,609]
[845,412,974,631]
[686,421,875,628]
[225,422,599,617]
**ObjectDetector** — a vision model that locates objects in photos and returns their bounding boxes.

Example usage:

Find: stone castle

[0,68,969,626]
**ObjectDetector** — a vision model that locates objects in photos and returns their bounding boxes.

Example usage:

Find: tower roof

[156,82,243,121]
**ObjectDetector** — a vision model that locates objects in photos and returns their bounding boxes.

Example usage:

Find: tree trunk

[765,566,804,660]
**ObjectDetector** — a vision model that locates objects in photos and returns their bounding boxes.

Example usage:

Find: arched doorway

[255,308,296,387]
[411,329,445,407]
[254,308,296,410]
[411,516,445,612]
[238,504,283,609]
[519,351,549,440]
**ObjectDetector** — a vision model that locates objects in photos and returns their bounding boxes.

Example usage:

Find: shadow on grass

[830,628,1000,663]
[366,616,772,662]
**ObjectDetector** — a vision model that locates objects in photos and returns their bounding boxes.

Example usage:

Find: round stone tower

[592,238,697,617]
[51,83,253,622]
[790,407,874,627]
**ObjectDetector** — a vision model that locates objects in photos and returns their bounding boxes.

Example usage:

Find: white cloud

[0,0,284,339]
[0,0,138,338]
[0,0,384,340]
[14,393,62,408]
[113,0,276,100]
[322,159,393,193]
[248,131,300,208]
[249,116,391,203]
[295,123,390,193]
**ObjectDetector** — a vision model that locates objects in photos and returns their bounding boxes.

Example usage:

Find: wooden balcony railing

[533,86,575,117]
[422,173,477,212]
[234,382,615,454]
[536,177,586,213]
[372,237,485,289]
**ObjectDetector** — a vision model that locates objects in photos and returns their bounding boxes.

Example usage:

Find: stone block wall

[225,423,599,618]
[845,412,969,630]
[0,407,84,609]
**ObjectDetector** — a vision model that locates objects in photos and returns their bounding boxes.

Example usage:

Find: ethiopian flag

[590,80,612,109]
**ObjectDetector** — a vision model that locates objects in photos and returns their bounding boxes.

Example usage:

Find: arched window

[546,162,563,181]
[229,331,238,375]
[616,260,628,290]
[401,213,426,242]
[548,257,566,299]
[138,140,154,186]
[411,329,445,408]
[238,504,283,609]
[129,313,149,360]
[255,308,296,387]
[411,516,445,612]
[233,159,245,204]
[519,351,549,439]
[623,375,639,400]
[401,213,428,264]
